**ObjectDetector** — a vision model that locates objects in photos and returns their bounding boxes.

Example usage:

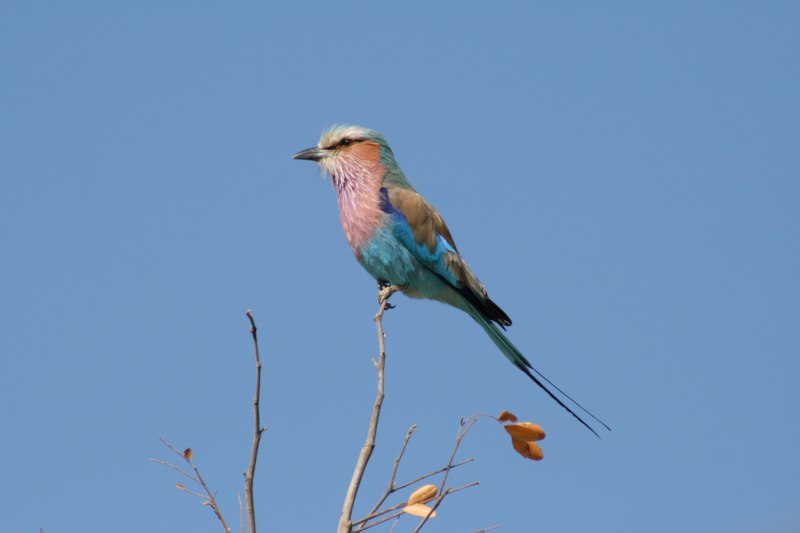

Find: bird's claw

[377,284,400,310]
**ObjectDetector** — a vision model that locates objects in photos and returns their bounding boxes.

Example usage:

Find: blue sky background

[2,2,799,532]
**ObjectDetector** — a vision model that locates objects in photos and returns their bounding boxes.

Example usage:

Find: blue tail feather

[465,304,610,438]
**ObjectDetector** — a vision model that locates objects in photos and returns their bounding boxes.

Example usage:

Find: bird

[293,125,609,437]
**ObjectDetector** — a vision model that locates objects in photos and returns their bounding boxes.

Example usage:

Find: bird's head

[293,125,399,187]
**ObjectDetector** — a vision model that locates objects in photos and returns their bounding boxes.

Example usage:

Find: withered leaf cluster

[402,484,438,518]
[499,411,545,461]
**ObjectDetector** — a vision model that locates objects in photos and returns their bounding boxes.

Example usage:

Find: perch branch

[337,285,399,533]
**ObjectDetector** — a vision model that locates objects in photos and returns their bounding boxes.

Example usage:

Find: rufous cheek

[349,141,382,164]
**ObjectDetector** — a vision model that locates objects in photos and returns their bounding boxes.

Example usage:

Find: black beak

[292,147,327,161]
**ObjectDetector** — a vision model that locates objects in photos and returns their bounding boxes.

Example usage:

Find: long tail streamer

[466,305,611,438]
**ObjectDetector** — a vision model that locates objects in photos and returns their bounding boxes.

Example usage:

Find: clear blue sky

[2,2,798,532]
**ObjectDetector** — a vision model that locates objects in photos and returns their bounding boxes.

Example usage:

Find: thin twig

[413,418,479,532]
[338,285,399,533]
[392,458,474,494]
[353,508,407,533]
[411,482,480,533]
[439,418,478,495]
[176,485,208,499]
[367,425,417,516]
[440,480,480,498]
[237,492,244,533]
[190,462,229,531]
[154,437,231,533]
[158,436,190,457]
[148,458,199,484]
[354,481,479,533]
[351,457,474,528]
[470,525,501,532]
[353,500,408,529]
[245,310,265,533]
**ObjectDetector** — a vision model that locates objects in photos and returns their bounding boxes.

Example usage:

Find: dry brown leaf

[511,436,528,456]
[407,484,437,505]
[511,437,544,461]
[183,448,193,460]
[504,422,546,442]
[526,441,544,461]
[498,410,518,423]
[403,503,437,518]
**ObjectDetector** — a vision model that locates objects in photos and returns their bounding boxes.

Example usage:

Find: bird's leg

[376,280,397,310]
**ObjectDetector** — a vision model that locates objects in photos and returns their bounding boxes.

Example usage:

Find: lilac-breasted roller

[294,125,609,437]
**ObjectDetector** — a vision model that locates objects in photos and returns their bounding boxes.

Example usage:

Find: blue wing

[380,186,511,327]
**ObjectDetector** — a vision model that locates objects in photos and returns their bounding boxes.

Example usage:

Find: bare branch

[351,457,474,528]
[471,525,501,532]
[158,436,190,457]
[352,500,408,529]
[352,419,477,529]
[148,457,199,484]
[411,482,480,533]
[392,458,474,494]
[439,418,478,495]
[367,424,417,517]
[244,310,266,533]
[353,482,479,533]
[153,437,231,533]
[176,484,208,499]
[338,285,399,533]
[237,492,244,533]
[337,289,487,532]
[353,507,408,533]
[442,480,480,496]
[412,418,480,532]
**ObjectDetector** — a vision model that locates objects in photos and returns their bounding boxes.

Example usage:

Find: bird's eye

[340,138,353,147]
